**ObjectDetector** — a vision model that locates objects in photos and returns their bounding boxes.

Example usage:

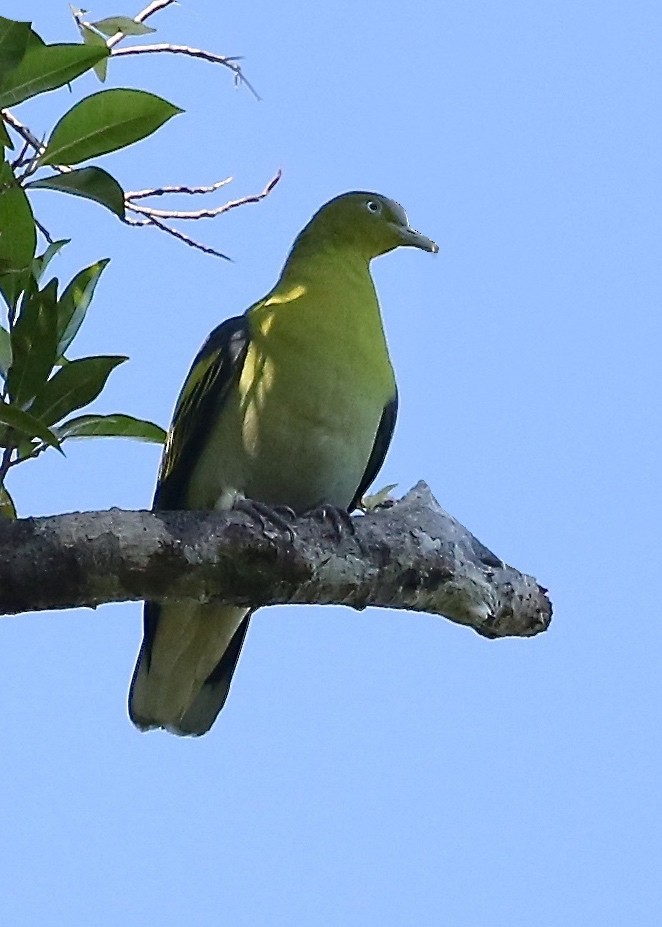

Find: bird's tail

[129,601,250,736]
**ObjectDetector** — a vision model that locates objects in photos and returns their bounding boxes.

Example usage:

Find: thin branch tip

[123,170,281,257]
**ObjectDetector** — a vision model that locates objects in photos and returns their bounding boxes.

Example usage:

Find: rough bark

[0,482,551,638]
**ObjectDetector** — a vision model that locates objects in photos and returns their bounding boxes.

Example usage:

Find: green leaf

[24,26,45,48]
[0,483,16,519]
[56,258,109,357]
[29,354,127,426]
[0,323,10,378]
[78,22,108,82]
[57,412,166,443]
[0,42,109,108]
[27,167,125,218]
[0,160,36,307]
[0,16,32,84]
[0,268,28,311]
[0,399,61,448]
[90,17,156,37]
[32,239,69,283]
[40,88,183,166]
[6,278,59,406]
[361,483,398,511]
[0,118,12,149]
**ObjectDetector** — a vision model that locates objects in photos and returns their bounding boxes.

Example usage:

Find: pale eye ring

[365,199,381,214]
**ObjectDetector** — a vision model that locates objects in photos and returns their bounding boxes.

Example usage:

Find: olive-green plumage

[129,192,437,735]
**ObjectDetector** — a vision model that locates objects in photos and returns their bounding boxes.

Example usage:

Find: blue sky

[1,1,661,924]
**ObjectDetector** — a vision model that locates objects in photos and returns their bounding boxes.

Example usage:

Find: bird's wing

[139,314,250,686]
[350,391,398,511]
[153,313,251,510]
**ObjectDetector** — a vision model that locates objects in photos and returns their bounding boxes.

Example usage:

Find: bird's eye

[365,200,381,214]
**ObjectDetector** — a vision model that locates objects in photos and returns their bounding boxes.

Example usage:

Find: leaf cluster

[0,11,179,516]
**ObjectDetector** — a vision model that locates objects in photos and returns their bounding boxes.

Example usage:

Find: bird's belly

[187,326,393,513]
[246,409,376,511]
[188,382,381,513]
[244,382,382,512]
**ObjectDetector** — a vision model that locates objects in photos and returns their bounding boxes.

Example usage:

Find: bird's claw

[304,504,356,539]
[234,498,295,542]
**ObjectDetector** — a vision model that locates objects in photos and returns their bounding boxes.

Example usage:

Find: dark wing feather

[153,314,250,510]
[349,391,398,511]
[142,315,250,668]
[177,613,253,733]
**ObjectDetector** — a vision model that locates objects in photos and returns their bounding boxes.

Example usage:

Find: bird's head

[301,192,438,261]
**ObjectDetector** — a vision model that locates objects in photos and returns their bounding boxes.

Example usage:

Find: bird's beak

[392,223,439,253]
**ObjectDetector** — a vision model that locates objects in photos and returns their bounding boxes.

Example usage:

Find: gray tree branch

[0,482,551,638]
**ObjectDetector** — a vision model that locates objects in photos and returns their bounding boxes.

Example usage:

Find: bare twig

[125,170,282,221]
[121,171,281,256]
[16,151,44,183]
[126,201,244,221]
[134,0,179,24]
[34,217,54,244]
[123,212,232,260]
[74,0,257,96]
[10,138,30,170]
[111,43,260,98]
[125,177,233,200]
[1,110,44,156]
[1,111,69,177]
[2,2,274,259]
[11,155,34,173]
[121,215,150,227]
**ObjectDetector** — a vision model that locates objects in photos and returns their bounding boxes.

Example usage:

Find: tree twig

[10,138,30,170]
[33,216,54,244]
[125,170,282,221]
[2,2,274,258]
[125,177,233,200]
[111,44,260,98]
[122,212,232,260]
[1,110,44,155]
[0,482,552,639]
[1,111,70,175]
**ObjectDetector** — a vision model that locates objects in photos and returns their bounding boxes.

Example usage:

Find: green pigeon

[129,191,437,735]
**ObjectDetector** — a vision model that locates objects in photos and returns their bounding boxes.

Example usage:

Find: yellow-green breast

[186,245,395,511]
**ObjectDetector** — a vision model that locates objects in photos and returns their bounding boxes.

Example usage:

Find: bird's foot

[304,504,356,539]
[234,498,296,541]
